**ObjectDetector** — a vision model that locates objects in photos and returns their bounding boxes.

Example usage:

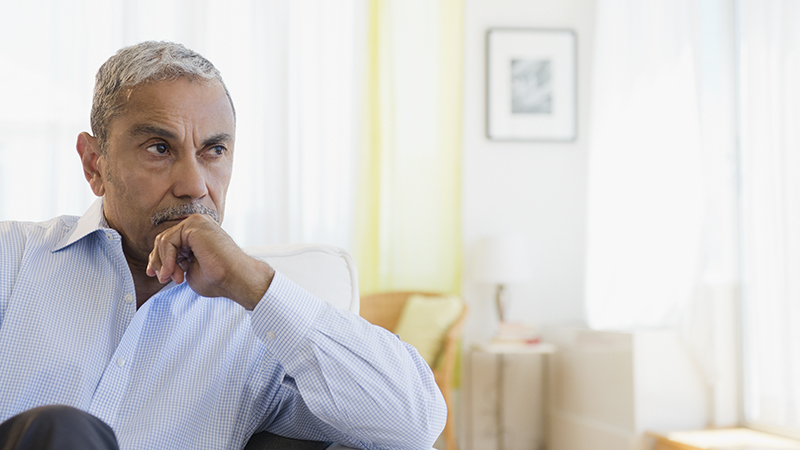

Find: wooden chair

[360,292,467,450]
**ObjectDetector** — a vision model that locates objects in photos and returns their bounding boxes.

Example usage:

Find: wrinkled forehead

[107,78,236,145]
[120,77,235,121]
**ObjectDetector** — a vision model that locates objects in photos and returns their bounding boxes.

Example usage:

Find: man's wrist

[234,258,275,310]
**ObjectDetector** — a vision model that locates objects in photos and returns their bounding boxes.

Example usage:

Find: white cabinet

[543,328,711,450]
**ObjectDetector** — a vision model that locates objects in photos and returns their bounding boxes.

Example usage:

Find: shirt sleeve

[248,271,446,450]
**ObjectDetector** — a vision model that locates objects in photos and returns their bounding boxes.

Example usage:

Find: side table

[465,342,556,450]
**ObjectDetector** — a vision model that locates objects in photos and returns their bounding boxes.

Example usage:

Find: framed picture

[486,28,577,142]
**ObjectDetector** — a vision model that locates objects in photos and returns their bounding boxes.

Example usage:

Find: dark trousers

[0,405,119,450]
[0,406,332,450]
[244,431,332,450]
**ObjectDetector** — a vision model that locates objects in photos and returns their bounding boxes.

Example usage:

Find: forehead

[112,78,235,139]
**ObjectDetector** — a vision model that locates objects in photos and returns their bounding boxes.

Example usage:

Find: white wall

[461,0,597,345]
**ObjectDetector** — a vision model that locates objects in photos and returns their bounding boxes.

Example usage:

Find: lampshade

[471,235,534,284]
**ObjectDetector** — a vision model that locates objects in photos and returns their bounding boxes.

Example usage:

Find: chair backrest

[244,244,359,314]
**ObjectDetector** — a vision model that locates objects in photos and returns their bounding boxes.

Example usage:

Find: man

[0,41,445,449]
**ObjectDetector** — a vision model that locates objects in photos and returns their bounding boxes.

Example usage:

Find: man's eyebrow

[128,124,177,140]
[128,126,232,147]
[202,133,234,147]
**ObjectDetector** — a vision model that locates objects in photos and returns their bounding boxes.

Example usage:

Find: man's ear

[76,132,106,197]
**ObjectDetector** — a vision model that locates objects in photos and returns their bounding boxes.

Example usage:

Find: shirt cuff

[249,271,327,363]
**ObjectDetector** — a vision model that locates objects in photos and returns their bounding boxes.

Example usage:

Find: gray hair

[91,41,235,152]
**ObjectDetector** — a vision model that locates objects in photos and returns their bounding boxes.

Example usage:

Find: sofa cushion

[393,294,463,365]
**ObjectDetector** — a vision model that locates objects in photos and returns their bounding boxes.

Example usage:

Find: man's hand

[145,214,275,310]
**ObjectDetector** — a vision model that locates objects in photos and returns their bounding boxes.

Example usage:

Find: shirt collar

[53,197,113,252]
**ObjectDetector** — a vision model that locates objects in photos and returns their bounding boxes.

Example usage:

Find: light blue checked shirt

[0,199,445,450]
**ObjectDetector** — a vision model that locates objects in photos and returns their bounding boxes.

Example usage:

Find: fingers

[147,224,186,285]
[143,213,270,307]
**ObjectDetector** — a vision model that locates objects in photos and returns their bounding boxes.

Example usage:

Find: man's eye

[210,145,226,156]
[146,143,169,155]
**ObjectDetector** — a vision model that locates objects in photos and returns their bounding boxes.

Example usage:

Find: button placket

[88,299,152,423]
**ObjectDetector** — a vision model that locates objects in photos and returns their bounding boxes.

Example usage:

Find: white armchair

[246,244,360,315]
[242,244,361,450]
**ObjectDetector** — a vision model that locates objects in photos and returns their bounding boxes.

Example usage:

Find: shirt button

[124,294,134,304]
[265,331,276,341]
[116,357,126,367]
[105,232,114,241]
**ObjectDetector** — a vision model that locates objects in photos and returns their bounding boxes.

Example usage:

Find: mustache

[150,203,219,226]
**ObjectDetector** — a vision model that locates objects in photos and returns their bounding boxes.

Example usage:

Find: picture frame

[486,28,577,142]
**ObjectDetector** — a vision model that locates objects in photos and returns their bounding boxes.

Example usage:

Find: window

[738,0,800,437]
[0,1,364,251]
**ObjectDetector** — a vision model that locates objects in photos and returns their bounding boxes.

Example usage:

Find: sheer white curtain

[585,0,738,330]
[585,0,740,427]
[0,0,363,251]
[0,1,110,222]
[738,0,800,434]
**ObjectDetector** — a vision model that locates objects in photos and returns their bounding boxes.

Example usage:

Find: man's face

[96,78,235,264]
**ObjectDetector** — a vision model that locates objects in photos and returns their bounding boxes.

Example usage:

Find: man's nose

[171,156,209,200]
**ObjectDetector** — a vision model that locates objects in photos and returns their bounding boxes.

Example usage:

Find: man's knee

[0,405,119,450]
[9,405,87,426]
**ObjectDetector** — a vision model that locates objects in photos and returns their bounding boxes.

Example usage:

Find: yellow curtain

[356,0,463,296]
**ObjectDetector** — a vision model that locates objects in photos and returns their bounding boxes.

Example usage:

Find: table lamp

[471,235,533,323]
